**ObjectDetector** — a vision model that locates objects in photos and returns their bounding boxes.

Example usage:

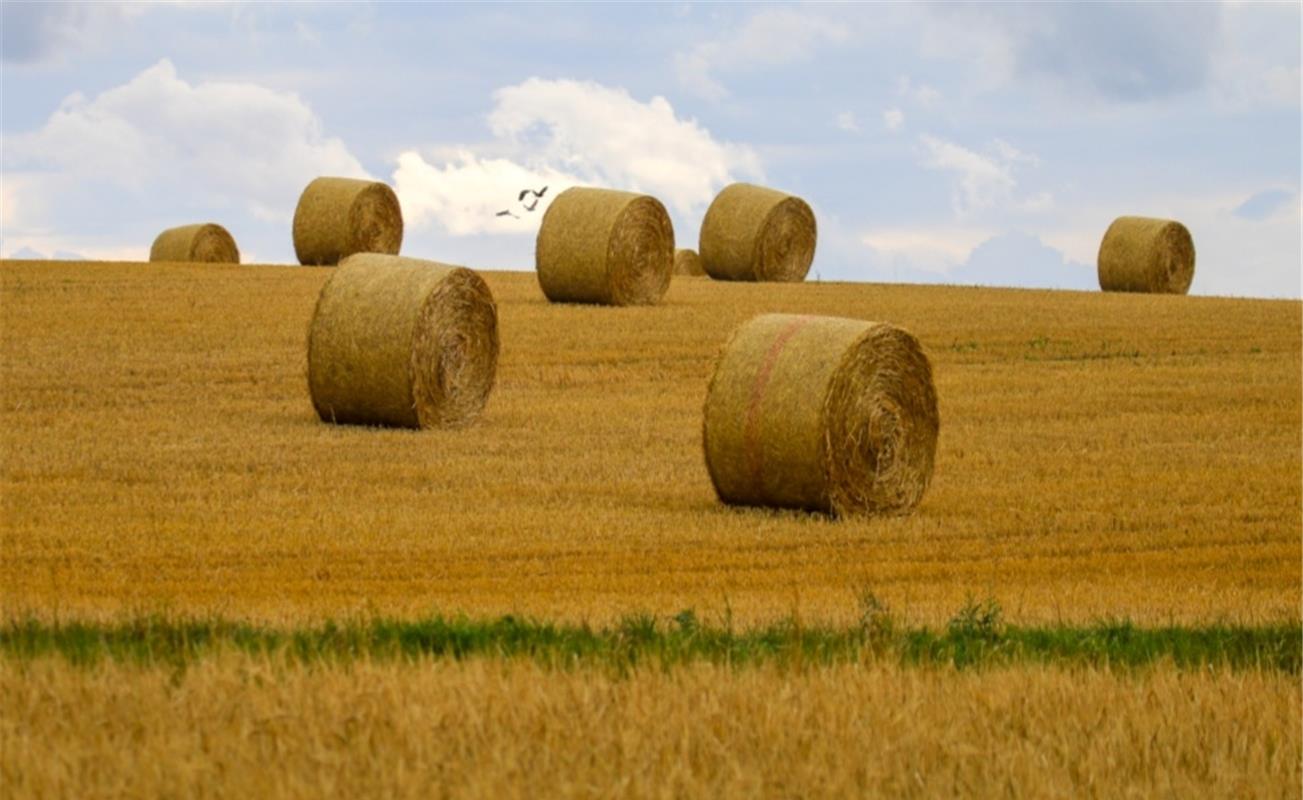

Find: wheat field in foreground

[2,656,1297,799]
[1,260,1299,625]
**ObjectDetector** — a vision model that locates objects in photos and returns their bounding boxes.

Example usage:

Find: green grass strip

[2,608,1298,673]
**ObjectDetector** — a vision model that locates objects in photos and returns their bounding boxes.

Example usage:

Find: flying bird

[518,186,548,203]
[522,198,540,212]
[495,209,519,219]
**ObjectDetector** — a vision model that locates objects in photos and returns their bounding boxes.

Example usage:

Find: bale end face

[293,177,404,266]
[149,223,240,264]
[535,187,674,306]
[703,313,938,518]
[699,183,816,282]
[1097,216,1195,294]
[674,249,706,277]
[307,254,498,430]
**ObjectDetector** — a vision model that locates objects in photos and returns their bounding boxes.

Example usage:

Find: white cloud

[918,135,1016,215]
[916,134,1051,216]
[393,151,580,237]
[883,108,905,132]
[991,138,1039,167]
[393,78,762,237]
[860,226,994,273]
[4,59,368,224]
[836,112,860,133]
[674,8,849,100]
[896,76,942,107]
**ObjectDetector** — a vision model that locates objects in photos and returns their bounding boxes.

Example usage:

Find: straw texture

[535,187,674,305]
[307,254,499,430]
[703,313,939,517]
[293,177,403,266]
[149,223,239,264]
[1097,216,1195,294]
[699,183,816,282]
[674,249,706,277]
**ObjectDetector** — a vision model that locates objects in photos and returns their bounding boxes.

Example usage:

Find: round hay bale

[535,187,674,305]
[698,183,816,282]
[1097,216,1195,294]
[149,223,239,264]
[674,248,706,277]
[307,254,499,430]
[703,313,939,517]
[292,177,403,266]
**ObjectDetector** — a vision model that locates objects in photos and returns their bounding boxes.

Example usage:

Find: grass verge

[2,602,1298,673]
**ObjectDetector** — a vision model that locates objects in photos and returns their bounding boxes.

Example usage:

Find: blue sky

[2,2,1299,297]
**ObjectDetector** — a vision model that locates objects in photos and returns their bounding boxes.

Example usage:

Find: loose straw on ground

[703,313,939,517]
[535,187,674,305]
[149,223,239,264]
[1097,216,1195,294]
[293,177,403,266]
[699,183,816,282]
[307,254,499,429]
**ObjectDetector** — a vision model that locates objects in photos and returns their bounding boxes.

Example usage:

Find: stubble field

[1,259,1299,797]
[1,260,1298,625]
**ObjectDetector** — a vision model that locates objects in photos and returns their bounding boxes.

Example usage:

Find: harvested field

[0,260,1299,626]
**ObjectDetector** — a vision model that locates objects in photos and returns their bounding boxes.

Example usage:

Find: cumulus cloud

[861,226,994,274]
[883,108,905,132]
[4,59,368,223]
[836,112,860,133]
[895,76,941,107]
[673,7,849,100]
[917,135,1016,215]
[916,134,1050,216]
[393,78,761,236]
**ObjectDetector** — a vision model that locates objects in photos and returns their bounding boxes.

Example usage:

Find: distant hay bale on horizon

[1097,216,1195,294]
[307,254,499,430]
[293,177,403,266]
[149,223,239,264]
[699,183,816,282]
[674,248,706,277]
[703,313,939,517]
[535,187,674,306]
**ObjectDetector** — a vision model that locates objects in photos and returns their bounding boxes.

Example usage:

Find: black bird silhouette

[495,209,518,219]
[518,185,548,203]
[522,198,540,212]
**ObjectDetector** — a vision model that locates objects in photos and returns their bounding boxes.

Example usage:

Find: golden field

[0,259,1299,626]
[3,656,1298,799]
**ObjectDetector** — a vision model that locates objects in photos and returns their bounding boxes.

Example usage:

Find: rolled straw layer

[307,254,499,429]
[535,187,674,305]
[674,248,706,276]
[149,223,239,264]
[703,313,939,517]
[699,183,816,282]
[293,177,403,266]
[1097,216,1195,294]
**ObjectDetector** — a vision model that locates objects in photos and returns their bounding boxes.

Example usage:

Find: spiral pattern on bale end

[535,187,674,306]
[674,249,706,276]
[699,183,816,282]
[149,223,240,264]
[1097,216,1195,295]
[307,254,499,430]
[293,177,403,266]
[703,313,939,517]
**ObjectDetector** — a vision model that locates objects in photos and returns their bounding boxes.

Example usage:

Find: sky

[1,1,1299,298]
